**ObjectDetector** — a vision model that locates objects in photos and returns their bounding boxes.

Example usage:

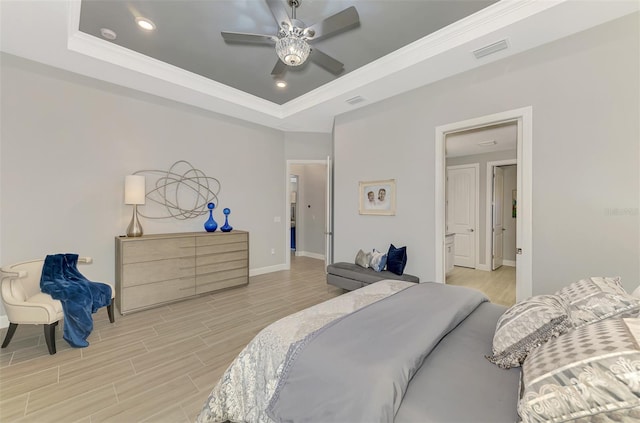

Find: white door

[324,156,333,268]
[492,166,505,270]
[447,165,477,268]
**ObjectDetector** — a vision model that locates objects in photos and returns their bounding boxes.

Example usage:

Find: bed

[196,280,520,422]
[197,276,640,423]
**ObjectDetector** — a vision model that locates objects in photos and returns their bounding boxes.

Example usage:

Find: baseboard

[503,260,516,267]
[249,264,288,277]
[295,251,325,260]
[0,315,8,329]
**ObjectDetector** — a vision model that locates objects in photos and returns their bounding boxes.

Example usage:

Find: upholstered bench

[327,262,419,291]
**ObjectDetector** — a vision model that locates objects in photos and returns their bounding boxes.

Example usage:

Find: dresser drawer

[196,268,248,289]
[196,258,247,276]
[121,277,195,312]
[122,257,195,287]
[196,250,248,266]
[196,233,247,247]
[195,275,248,294]
[122,237,195,264]
[197,241,248,256]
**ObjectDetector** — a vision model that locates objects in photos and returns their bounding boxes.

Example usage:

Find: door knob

[468,228,474,232]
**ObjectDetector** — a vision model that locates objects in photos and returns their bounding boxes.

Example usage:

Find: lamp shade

[124,175,146,205]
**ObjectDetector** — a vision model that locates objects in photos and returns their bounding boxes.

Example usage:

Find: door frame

[285,159,328,270]
[435,106,533,302]
[486,159,517,270]
[446,163,480,269]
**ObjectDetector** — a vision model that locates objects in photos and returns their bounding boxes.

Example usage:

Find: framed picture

[359,179,396,215]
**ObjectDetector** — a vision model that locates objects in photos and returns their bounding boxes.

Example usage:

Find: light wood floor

[446,265,516,307]
[0,256,343,423]
[0,258,515,422]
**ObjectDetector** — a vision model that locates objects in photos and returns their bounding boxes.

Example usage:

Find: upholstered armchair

[0,257,115,354]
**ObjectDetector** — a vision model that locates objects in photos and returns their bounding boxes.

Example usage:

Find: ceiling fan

[221,0,360,77]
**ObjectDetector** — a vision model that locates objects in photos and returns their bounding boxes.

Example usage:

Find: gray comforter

[266,282,488,423]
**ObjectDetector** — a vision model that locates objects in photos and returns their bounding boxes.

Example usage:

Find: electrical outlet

[271,248,275,255]
[274,216,281,223]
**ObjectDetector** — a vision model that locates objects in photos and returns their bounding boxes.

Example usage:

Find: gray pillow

[556,276,640,326]
[486,294,572,369]
[519,317,640,422]
[354,249,371,268]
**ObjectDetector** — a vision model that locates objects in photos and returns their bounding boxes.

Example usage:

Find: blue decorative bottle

[204,202,218,232]
[221,208,233,232]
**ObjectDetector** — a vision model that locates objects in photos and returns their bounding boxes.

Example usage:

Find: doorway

[446,164,479,269]
[435,107,533,302]
[486,161,517,270]
[285,159,332,270]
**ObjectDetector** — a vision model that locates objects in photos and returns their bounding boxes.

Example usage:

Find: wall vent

[473,39,509,59]
[345,96,366,105]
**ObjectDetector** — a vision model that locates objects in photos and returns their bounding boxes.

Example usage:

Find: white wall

[0,54,289,320]
[334,13,639,294]
[285,132,331,160]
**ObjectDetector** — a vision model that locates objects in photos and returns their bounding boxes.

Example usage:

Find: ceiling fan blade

[266,0,292,30]
[221,31,276,45]
[310,48,344,75]
[271,60,288,77]
[305,6,359,41]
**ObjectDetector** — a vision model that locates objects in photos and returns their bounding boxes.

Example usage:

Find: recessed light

[135,17,156,31]
[276,80,287,88]
[100,28,117,40]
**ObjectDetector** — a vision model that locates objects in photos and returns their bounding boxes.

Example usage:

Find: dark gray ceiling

[78,0,497,105]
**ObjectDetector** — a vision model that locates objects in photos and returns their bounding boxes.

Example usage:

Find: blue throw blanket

[40,254,112,348]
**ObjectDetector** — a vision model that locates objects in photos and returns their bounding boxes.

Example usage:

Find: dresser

[115,231,249,314]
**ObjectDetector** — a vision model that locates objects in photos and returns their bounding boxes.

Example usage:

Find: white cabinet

[445,234,455,275]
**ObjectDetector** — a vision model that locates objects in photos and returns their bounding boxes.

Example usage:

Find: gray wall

[446,150,517,267]
[285,132,331,160]
[291,164,327,257]
[0,54,288,321]
[334,13,639,294]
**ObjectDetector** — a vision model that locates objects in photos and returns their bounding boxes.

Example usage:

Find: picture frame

[359,179,396,215]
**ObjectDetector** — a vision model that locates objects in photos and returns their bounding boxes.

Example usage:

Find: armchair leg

[107,300,115,323]
[44,322,58,355]
[1,323,18,348]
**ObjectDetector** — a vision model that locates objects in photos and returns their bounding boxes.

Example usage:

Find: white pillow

[369,249,387,272]
[354,249,371,268]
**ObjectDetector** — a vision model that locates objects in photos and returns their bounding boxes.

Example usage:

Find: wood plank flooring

[0,257,514,422]
[0,256,343,423]
[446,265,516,306]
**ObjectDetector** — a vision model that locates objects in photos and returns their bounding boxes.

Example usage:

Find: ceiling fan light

[275,36,310,66]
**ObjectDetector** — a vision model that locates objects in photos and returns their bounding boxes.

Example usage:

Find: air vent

[473,39,509,59]
[345,96,366,105]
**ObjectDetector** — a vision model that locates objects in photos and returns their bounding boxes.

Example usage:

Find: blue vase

[204,202,218,232]
[221,208,233,232]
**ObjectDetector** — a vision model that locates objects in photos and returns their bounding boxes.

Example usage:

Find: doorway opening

[435,107,532,302]
[285,159,332,270]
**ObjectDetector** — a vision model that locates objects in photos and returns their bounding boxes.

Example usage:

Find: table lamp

[125,175,145,237]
